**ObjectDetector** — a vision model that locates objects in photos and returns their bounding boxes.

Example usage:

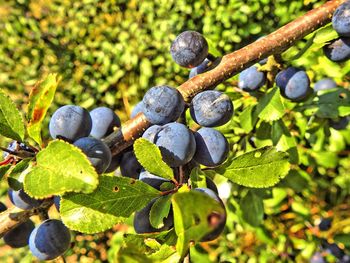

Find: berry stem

[103,0,345,158]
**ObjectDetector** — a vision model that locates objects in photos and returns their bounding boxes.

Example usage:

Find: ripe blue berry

[329,116,349,130]
[53,196,60,212]
[190,90,233,127]
[104,154,122,173]
[139,170,172,190]
[332,1,350,37]
[189,58,211,78]
[89,107,120,139]
[142,85,185,125]
[120,151,142,179]
[275,67,310,101]
[73,137,112,174]
[193,128,229,167]
[142,125,163,143]
[130,101,144,118]
[170,31,208,68]
[8,188,43,210]
[323,37,350,62]
[0,202,6,212]
[193,188,226,241]
[4,220,35,248]
[133,198,173,234]
[238,66,266,91]
[314,78,337,92]
[155,122,196,167]
[318,218,332,231]
[49,105,92,142]
[29,219,71,261]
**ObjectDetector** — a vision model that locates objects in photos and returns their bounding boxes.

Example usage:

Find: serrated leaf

[316,89,350,118]
[60,176,160,233]
[7,158,32,190]
[239,104,258,133]
[240,191,264,226]
[0,89,25,141]
[256,87,285,122]
[134,138,173,180]
[222,146,290,188]
[313,24,339,44]
[172,191,226,258]
[27,73,61,146]
[150,195,172,229]
[0,164,12,181]
[24,140,98,198]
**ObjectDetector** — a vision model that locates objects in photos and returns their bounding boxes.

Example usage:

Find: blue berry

[73,137,112,174]
[133,198,173,234]
[190,90,233,127]
[142,125,163,143]
[3,141,18,159]
[332,2,350,37]
[318,218,332,231]
[310,252,326,263]
[142,85,185,125]
[53,196,60,212]
[139,170,172,191]
[49,105,92,142]
[130,101,144,118]
[238,66,266,91]
[170,31,208,68]
[329,116,350,130]
[0,202,6,212]
[275,67,310,101]
[8,188,43,210]
[189,58,211,78]
[193,128,229,167]
[154,123,196,167]
[323,37,350,62]
[314,78,337,92]
[120,151,142,179]
[89,107,120,139]
[29,219,71,261]
[104,154,122,173]
[4,220,35,248]
[193,188,226,241]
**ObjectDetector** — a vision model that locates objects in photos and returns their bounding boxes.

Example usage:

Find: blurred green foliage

[0,0,325,119]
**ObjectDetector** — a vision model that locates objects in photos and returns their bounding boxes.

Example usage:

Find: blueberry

[49,105,92,142]
[323,37,350,62]
[8,188,43,210]
[326,243,345,259]
[120,151,142,179]
[190,90,234,127]
[139,170,172,191]
[104,154,122,173]
[154,122,196,167]
[238,66,266,91]
[89,107,121,139]
[193,128,229,167]
[53,196,60,212]
[310,252,326,263]
[142,125,163,143]
[193,188,226,242]
[130,101,144,118]
[133,198,173,234]
[29,219,71,261]
[170,31,208,68]
[3,141,18,159]
[73,137,112,174]
[332,1,350,37]
[189,58,212,78]
[275,67,311,101]
[318,218,332,231]
[314,78,337,92]
[3,220,35,248]
[329,116,350,130]
[142,85,185,125]
[205,177,219,195]
[0,202,6,212]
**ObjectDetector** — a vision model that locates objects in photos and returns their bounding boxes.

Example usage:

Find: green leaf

[60,176,160,233]
[23,140,99,198]
[150,195,172,229]
[134,138,173,180]
[189,167,207,189]
[239,105,258,133]
[221,146,290,188]
[0,89,25,141]
[256,87,285,122]
[0,164,12,181]
[27,73,61,146]
[172,191,226,258]
[240,191,264,226]
[313,24,339,44]
[7,158,32,190]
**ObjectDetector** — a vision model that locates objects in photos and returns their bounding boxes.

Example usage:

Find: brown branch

[103,0,345,157]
